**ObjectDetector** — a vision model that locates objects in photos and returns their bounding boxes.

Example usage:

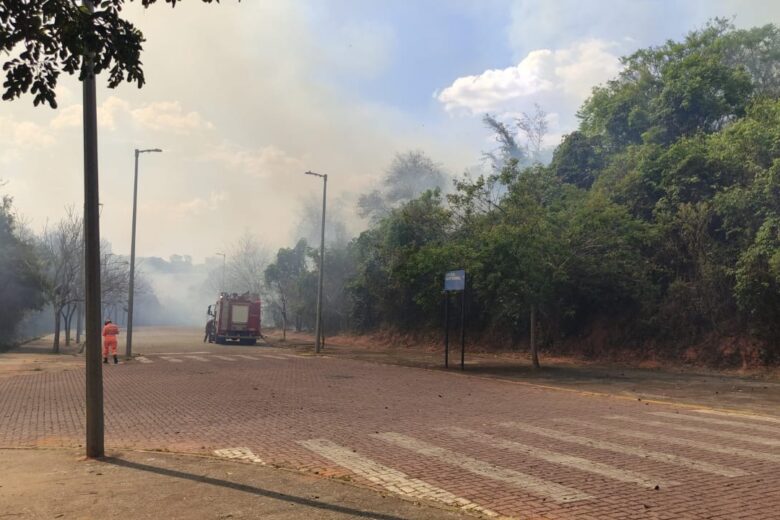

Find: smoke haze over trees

[3,19,780,368]
[263,20,780,367]
[0,190,44,348]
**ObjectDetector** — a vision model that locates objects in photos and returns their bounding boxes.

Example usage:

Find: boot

[103,358,108,364]
[113,355,118,364]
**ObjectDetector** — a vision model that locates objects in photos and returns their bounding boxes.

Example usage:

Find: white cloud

[131,101,213,134]
[437,39,621,116]
[0,116,55,152]
[49,96,131,130]
[49,104,82,130]
[100,96,131,130]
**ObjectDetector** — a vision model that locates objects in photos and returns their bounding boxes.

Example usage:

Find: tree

[223,232,269,296]
[0,191,45,347]
[577,19,774,149]
[358,151,447,222]
[265,240,309,340]
[39,207,83,352]
[516,103,549,163]
[482,114,526,171]
[0,0,218,108]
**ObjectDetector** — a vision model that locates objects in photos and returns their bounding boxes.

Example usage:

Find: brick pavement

[1,349,779,519]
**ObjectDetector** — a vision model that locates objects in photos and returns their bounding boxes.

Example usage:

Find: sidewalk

[264,329,780,416]
[0,448,469,520]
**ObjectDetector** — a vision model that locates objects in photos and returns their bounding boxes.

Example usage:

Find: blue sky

[1,1,779,261]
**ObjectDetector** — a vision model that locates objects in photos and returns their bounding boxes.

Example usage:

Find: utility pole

[126,148,162,359]
[304,171,327,353]
[82,0,103,459]
[216,252,226,293]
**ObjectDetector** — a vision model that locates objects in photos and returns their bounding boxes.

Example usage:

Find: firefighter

[102,319,120,364]
[204,318,215,343]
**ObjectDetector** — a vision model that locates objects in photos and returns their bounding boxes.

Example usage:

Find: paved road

[2,336,779,519]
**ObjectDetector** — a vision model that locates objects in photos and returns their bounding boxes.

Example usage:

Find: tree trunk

[76,304,83,344]
[53,307,61,354]
[64,306,74,346]
[530,305,540,369]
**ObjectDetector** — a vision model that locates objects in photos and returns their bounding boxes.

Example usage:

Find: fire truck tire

[241,339,257,346]
[215,336,226,345]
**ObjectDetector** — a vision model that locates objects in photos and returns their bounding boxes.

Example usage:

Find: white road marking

[136,357,153,364]
[298,438,499,517]
[213,355,237,361]
[649,411,780,436]
[694,409,780,425]
[440,426,676,489]
[214,447,264,464]
[373,432,592,503]
[234,355,259,360]
[184,355,210,362]
[500,421,748,477]
[151,351,210,355]
[557,418,780,464]
[605,415,780,448]
[257,354,289,360]
[160,357,183,363]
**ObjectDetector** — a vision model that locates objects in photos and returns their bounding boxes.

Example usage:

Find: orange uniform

[102,323,120,358]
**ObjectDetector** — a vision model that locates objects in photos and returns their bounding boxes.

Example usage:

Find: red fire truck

[206,292,262,345]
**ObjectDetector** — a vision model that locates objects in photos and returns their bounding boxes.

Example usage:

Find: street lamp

[215,252,226,293]
[126,147,162,359]
[304,170,327,354]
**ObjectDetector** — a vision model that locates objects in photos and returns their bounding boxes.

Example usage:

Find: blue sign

[444,269,466,291]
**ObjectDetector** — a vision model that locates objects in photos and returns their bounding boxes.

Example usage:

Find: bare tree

[358,150,447,222]
[224,232,270,297]
[482,114,526,171]
[39,207,82,353]
[517,103,549,163]
[40,208,138,352]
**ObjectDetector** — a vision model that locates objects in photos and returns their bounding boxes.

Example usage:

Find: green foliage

[578,19,774,148]
[273,21,780,363]
[734,218,780,340]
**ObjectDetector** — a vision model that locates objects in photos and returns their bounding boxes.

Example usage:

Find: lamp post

[304,171,327,353]
[126,148,162,359]
[215,252,226,293]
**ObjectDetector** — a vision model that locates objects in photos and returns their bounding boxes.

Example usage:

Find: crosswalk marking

[234,354,259,360]
[440,426,676,489]
[694,409,780,425]
[373,432,592,503]
[160,357,183,363]
[213,355,236,361]
[298,438,500,518]
[136,357,153,364]
[214,447,264,464]
[605,415,780,448]
[556,418,780,464]
[500,421,748,477]
[258,354,289,360]
[649,411,780,436]
[184,355,210,362]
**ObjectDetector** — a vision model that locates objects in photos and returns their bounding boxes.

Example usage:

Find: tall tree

[0,191,44,347]
[358,151,447,222]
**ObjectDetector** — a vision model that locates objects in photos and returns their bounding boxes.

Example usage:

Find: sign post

[443,270,466,370]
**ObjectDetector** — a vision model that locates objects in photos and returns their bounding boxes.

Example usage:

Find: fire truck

[206,292,262,345]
